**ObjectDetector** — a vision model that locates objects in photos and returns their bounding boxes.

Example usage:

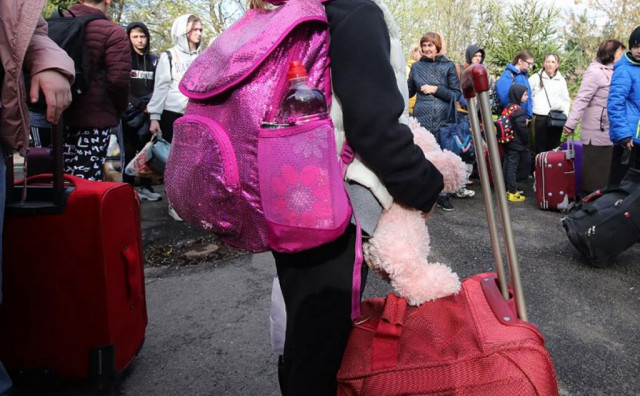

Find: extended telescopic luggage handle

[461,64,528,321]
[6,122,73,215]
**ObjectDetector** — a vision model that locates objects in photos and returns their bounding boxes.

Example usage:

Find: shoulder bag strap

[540,71,553,110]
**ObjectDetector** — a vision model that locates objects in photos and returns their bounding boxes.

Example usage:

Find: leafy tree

[389,0,501,65]
[588,0,640,43]
[43,0,242,52]
[485,0,562,77]
[562,10,601,96]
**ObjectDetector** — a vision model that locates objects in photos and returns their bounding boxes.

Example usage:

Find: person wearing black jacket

[122,22,161,201]
[269,0,444,395]
[502,84,530,202]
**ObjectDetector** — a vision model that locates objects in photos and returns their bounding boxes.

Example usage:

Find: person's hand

[30,70,72,124]
[149,119,162,136]
[526,118,531,126]
[620,137,634,150]
[420,84,437,95]
[563,126,574,136]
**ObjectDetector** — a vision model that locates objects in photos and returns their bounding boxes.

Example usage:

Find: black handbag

[547,110,567,129]
[541,72,567,129]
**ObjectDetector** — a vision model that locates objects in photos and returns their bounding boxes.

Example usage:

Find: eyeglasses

[525,60,535,67]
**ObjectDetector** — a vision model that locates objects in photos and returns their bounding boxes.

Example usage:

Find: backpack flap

[179,0,331,104]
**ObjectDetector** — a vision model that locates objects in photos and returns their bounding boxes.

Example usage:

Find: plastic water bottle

[278,61,328,125]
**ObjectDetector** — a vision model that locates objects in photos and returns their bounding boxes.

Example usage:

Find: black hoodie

[126,22,157,110]
[464,44,485,65]
[506,84,529,150]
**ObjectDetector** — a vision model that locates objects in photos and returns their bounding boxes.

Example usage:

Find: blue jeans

[0,144,12,393]
[0,144,5,302]
[29,110,53,147]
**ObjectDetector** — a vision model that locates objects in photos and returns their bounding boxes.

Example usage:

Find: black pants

[158,110,183,143]
[533,115,562,154]
[272,224,367,396]
[609,144,640,187]
[503,145,527,193]
[122,118,152,187]
[63,126,111,181]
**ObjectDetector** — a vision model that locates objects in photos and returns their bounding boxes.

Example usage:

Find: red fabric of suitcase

[0,175,147,381]
[535,150,576,210]
[337,274,557,395]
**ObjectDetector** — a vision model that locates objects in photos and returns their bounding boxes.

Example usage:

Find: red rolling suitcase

[535,148,576,210]
[0,124,147,386]
[337,65,558,395]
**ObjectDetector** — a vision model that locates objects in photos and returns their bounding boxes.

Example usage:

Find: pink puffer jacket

[565,61,614,146]
[0,0,74,155]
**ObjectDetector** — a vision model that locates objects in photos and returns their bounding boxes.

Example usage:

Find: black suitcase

[562,168,640,266]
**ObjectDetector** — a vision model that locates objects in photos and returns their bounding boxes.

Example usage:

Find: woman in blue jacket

[607,26,640,185]
[408,32,460,211]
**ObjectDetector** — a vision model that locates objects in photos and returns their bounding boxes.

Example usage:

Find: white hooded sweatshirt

[147,14,202,119]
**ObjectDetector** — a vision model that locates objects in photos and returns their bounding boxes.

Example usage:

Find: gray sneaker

[168,205,183,222]
[137,186,162,201]
[454,187,476,199]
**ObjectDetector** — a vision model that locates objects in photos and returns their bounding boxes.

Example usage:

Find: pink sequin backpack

[165,0,351,253]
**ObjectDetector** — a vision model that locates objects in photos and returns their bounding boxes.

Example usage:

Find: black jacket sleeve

[325,0,443,212]
[511,108,530,150]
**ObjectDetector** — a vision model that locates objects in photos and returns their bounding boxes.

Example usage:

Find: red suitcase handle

[370,293,407,371]
[460,63,490,100]
[122,243,143,303]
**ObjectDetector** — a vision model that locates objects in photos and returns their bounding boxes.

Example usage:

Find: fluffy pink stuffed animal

[364,117,468,306]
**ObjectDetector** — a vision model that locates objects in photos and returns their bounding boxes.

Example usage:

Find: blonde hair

[249,0,266,9]
[409,43,420,60]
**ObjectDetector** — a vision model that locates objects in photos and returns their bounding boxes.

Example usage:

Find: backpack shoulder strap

[504,104,519,116]
[165,50,173,80]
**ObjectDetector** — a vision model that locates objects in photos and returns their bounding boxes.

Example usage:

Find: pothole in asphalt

[144,235,247,267]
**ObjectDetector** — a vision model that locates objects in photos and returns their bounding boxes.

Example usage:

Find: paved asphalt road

[11,180,640,395]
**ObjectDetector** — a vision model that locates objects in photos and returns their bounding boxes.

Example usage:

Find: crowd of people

[406,27,640,205]
[1,0,640,394]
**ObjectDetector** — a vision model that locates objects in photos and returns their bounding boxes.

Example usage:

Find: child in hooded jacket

[502,84,530,202]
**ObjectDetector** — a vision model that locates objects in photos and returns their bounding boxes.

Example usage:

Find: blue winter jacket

[408,55,461,134]
[607,52,640,145]
[496,63,533,118]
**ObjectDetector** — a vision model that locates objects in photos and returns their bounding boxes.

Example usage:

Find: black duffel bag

[561,168,640,267]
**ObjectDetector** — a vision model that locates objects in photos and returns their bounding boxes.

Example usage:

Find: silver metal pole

[477,90,528,321]
[466,100,509,299]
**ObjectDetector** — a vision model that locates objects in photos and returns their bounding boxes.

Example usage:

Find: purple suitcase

[535,150,576,210]
[561,140,582,195]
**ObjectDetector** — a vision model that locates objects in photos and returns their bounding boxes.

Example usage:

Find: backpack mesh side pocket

[166,115,242,237]
[258,118,351,253]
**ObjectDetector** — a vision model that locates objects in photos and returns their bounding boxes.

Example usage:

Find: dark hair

[596,40,626,65]
[511,50,534,65]
[420,32,443,54]
[544,53,560,64]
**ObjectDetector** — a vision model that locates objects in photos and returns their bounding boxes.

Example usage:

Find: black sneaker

[436,195,454,211]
